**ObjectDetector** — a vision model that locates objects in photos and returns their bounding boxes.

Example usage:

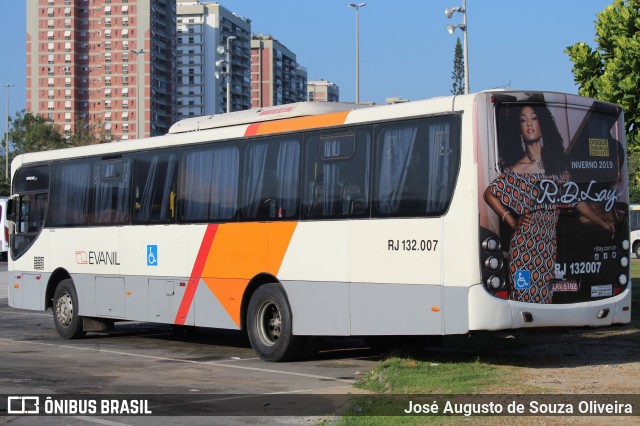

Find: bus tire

[247,283,303,362]
[53,279,86,339]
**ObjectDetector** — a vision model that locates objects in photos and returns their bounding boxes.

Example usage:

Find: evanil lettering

[88,251,120,266]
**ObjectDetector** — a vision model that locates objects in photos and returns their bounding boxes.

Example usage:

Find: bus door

[7,165,50,310]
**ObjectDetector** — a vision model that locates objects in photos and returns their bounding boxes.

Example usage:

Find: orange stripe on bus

[244,111,350,137]
[200,222,298,327]
[174,224,219,325]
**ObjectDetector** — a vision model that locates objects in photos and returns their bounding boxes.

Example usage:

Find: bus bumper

[468,284,632,331]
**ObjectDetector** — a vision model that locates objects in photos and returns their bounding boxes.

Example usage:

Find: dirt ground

[434,319,640,425]
[486,325,640,394]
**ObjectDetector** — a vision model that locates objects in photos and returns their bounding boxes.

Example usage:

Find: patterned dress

[489,170,576,303]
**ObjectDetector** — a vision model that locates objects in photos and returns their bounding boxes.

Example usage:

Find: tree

[451,37,465,95]
[0,111,116,196]
[565,0,640,201]
[8,110,67,155]
[69,117,113,146]
[565,0,640,147]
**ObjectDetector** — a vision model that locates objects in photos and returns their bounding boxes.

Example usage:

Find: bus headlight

[482,237,500,252]
[484,256,501,271]
[620,256,629,268]
[622,239,630,251]
[618,274,628,286]
[486,275,502,289]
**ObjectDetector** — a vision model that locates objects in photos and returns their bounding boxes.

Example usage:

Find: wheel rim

[56,291,74,328]
[255,300,281,346]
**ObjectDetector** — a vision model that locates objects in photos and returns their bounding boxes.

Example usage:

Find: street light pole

[348,3,366,104]
[130,49,145,138]
[445,0,469,94]
[461,0,469,94]
[1,83,14,180]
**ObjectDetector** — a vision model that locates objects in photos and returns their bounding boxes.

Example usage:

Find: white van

[0,198,7,260]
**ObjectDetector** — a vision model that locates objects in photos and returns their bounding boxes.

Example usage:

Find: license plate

[552,280,579,292]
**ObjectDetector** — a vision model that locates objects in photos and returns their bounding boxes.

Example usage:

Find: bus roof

[168,101,370,134]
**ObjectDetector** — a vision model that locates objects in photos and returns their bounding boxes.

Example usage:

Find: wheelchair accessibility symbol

[147,245,158,266]
[515,270,530,290]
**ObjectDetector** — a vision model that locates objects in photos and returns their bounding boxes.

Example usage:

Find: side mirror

[6,198,14,223]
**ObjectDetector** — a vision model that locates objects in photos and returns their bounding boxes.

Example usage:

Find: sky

[0,0,615,139]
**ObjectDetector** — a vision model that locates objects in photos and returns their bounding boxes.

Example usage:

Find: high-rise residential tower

[250,34,307,108]
[26,0,176,141]
[176,1,251,117]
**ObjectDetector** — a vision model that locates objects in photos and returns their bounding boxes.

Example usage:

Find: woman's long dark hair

[528,104,567,175]
[497,102,567,174]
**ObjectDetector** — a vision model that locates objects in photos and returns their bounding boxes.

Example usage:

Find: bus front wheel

[53,279,86,339]
[247,283,303,362]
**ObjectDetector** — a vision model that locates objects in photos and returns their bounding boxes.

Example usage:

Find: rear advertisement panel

[480,92,628,304]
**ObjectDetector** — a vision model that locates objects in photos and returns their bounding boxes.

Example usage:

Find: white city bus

[7,91,632,361]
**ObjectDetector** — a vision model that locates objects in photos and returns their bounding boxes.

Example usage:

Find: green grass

[354,357,504,394]
[631,259,640,323]
[631,258,640,279]
[331,356,507,424]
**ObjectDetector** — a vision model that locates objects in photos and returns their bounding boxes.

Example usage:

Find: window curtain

[377,127,417,214]
[138,155,159,222]
[426,123,451,213]
[363,133,371,206]
[55,162,90,226]
[322,140,341,216]
[94,159,131,224]
[183,150,215,221]
[209,146,239,220]
[33,193,48,231]
[276,140,300,217]
[161,155,177,220]
[243,144,267,218]
[138,153,177,222]
[183,148,238,221]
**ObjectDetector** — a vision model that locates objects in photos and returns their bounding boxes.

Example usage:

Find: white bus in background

[629,204,640,257]
[6,91,632,361]
[0,197,8,260]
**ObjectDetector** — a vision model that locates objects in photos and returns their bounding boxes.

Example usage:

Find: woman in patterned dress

[484,105,615,303]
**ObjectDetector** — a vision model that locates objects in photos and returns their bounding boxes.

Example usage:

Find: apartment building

[307,80,340,102]
[251,34,307,108]
[176,1,251,117]
[26,0,175,141]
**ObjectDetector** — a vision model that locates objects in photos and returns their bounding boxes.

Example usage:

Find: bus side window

[51,161,91,227]
[302,128,370,219]
[373,117,460,217]
[133,152,177,224]
[179,145,239,223]
[93,157,131,225]
[242,138,300,221]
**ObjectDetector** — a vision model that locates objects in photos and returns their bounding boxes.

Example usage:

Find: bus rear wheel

[53,279,86,339]
[247,283,303,362]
